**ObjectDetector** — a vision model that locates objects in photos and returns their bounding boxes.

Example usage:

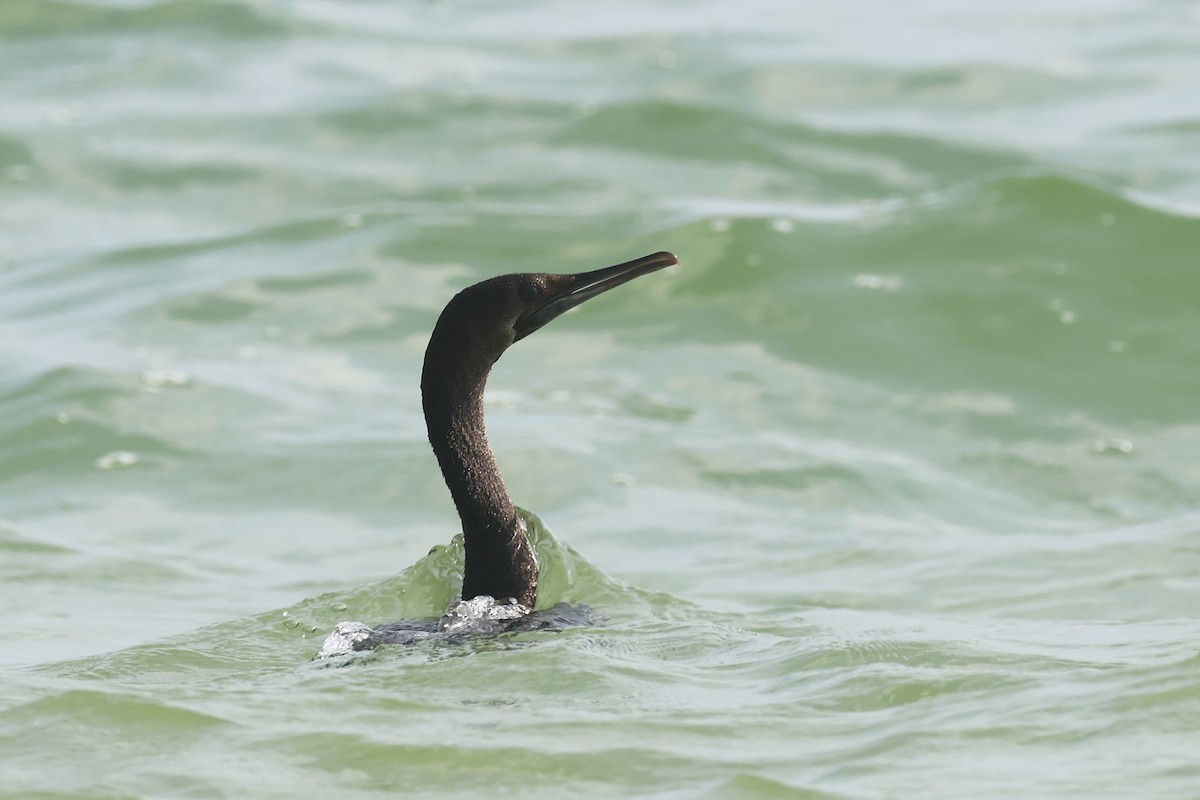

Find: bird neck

[421,341,538,607]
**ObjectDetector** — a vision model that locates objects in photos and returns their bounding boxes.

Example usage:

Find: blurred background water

[2,0,1199,797]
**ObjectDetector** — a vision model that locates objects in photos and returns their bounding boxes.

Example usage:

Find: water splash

[314,595,541,659]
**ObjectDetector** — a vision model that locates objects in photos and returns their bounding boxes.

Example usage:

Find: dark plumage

[420,251,678,608]
[315,251,677,658]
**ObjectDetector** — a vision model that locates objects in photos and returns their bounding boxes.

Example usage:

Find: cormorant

[317,251,678,658]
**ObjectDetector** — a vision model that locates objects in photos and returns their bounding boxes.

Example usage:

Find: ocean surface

[2,1,1199,797]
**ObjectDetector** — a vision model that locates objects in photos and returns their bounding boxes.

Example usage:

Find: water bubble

[440,596,530,634]
[657,51,676,69]
[339,213,363,229]
[55,411,72,424]
[1100,213,1116,226]
[316,622,372,659]
[141,368,190,391]
[770,218,794,234]
[1091,438,1133,455]
[709,217,731,233]
[95,451,139,470]
[1059,310,1077,325]
[853,274,903,291]
[612,472,635,486]
[1109,340,1128,354]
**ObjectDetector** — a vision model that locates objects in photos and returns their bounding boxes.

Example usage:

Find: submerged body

[317,251,677,657]
[317,597,604,659]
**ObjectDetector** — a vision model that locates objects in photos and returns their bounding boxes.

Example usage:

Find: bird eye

[519,283,540,302]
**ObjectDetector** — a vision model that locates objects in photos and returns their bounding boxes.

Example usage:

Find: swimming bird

[317,251,678,658]
[423,250,678,606]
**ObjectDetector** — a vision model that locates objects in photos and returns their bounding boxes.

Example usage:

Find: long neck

[421,340,538,607]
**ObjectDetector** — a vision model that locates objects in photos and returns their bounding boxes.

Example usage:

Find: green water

[2,1,1199,797]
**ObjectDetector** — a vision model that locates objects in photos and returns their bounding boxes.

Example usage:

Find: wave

[28,508,676,678]
[0,0,298,40]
